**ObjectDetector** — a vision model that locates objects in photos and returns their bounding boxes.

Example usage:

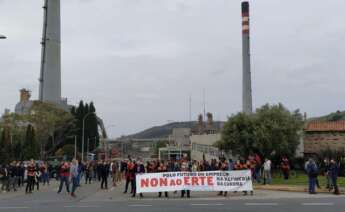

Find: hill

[309,111,345,122]
[122,121,225,139]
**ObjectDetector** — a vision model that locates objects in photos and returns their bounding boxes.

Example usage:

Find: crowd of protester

[0,160,51,193]
[0,155,342,197]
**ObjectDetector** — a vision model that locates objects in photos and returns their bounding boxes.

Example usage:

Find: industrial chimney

[241,1,253,114]
[39,0,62,105]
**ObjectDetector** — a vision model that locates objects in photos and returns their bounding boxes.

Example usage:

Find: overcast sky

[0,0,345,138]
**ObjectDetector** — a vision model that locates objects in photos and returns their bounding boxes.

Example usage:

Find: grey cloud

[1,0,345,137]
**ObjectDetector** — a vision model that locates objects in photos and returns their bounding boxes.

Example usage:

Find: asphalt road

[0,181,343,212]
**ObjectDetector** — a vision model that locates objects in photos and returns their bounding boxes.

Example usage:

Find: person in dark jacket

[132,160,145,198]
[100,161,109,189]
[306,158,318,194]
[329,159,340,195]
[8,162,17,192]
[123,160,133,194]
[0,165,9,192]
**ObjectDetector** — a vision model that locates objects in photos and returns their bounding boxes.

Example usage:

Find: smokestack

[39,0,61,105]
[241,1,253,114]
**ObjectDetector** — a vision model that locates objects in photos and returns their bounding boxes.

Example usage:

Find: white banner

[136,170,253,193]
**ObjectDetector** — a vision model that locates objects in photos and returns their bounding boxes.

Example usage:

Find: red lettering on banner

[191,177,199,186]
[176,179,182,185]
[184,177,190,185]
[207,176,214,186]
[151,178,158,187]
[160,178,168,186]
[199,176,206,185]
[169,179,176,186]
[141,179,149,187]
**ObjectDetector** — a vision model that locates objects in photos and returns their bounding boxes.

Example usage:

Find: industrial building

[304,121,345,156]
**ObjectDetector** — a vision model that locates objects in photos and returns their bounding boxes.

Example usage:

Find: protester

[85,161,94,184]
[41,162,50,186]
[70,159,79,198]
[217,158,229,197]
[132,159,145,198]
[157,161,168,198]
[329,159,340,195]
[100,160,109,190]
[324,158,332,190]
[0,165,9,192]
[306,158,318,194]
[111,160,118,187]
[34,164,41,191]
[180,156,191,198]
[281,156,290,181]
[123,159,133,194]
[8,162,17,192]
[263,158,272,185]
[25,160,36,194]
[57,162,70,194]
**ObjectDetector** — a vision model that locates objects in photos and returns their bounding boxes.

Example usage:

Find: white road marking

[128,204,152,207]
[190,203,224,206]
[245,203,278,206]
[64,205,100,208]
[302,203,334,206]
[0,207,30,210]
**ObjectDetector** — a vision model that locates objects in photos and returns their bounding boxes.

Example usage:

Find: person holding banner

[243,160,254,196]
[132,160,145,198]
[217,158,229,197]
[180,157,191,198]
[157,161,169,198]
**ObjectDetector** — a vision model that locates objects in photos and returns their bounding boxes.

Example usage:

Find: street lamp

[87,136,98,158]
[82,112,96,162]
[0,34,6,39]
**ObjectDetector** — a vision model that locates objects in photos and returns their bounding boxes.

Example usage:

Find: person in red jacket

[25,159,36,194]
[57,162,70,194]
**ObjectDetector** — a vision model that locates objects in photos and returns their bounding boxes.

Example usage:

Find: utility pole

[203,89,206,119]
[74,135,77,159]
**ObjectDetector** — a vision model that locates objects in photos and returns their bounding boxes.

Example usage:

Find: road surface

[0,180,343,212]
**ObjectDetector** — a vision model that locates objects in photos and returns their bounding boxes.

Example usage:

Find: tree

[217,103,304,160]
[71,101,100,153]
[0,128,11,163]
[217,113,256,158]
[23,124,39,160]
[28,101,74,159]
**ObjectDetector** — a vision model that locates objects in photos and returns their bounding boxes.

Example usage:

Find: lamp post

[87,136,98,159]
[82,112,96,162]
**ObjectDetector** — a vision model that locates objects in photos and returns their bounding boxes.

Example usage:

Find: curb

[254,185,344,194]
